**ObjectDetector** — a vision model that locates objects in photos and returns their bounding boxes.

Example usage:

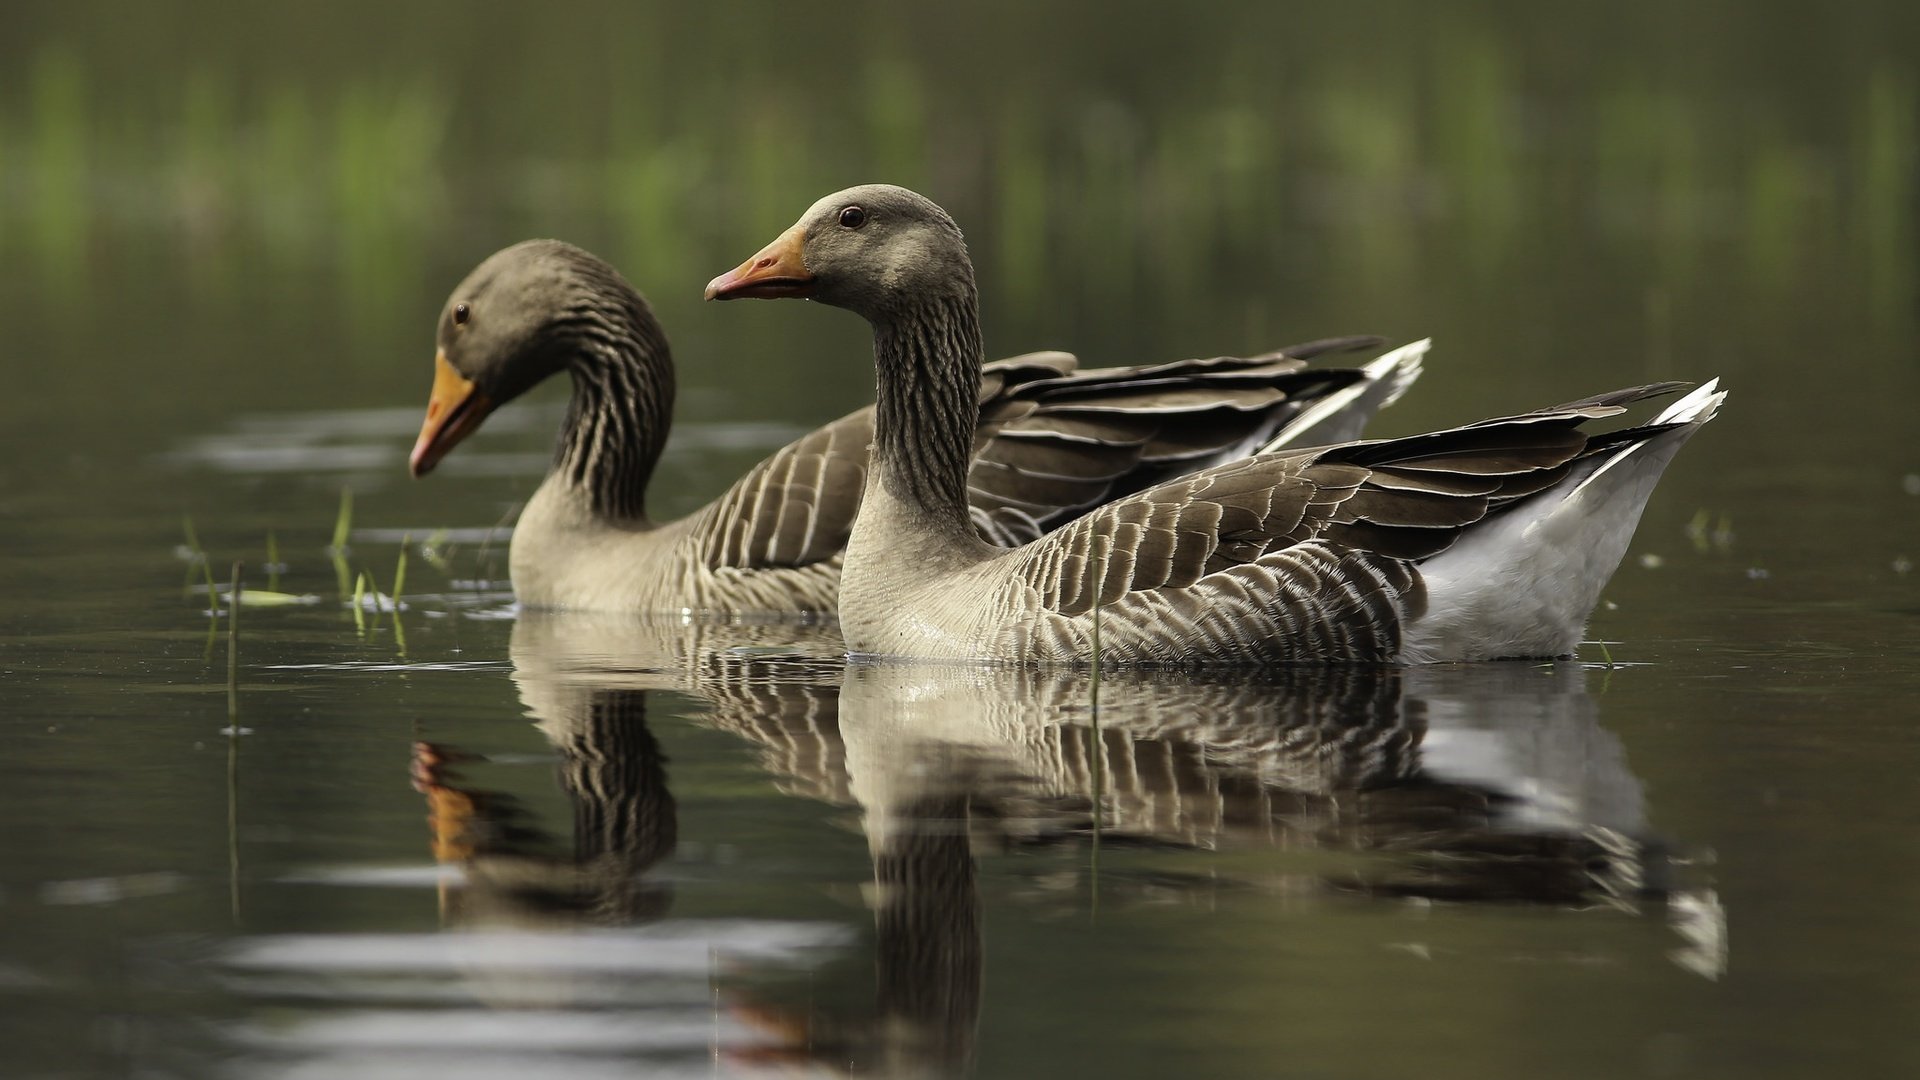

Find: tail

[1259,339,1428,452]
[1401,379,1725,662]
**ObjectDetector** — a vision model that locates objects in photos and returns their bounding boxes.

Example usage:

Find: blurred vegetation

[0,0,1912,357]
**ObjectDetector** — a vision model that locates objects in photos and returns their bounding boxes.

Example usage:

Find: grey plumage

[420,240,1422,614]
[719,184,1723,663]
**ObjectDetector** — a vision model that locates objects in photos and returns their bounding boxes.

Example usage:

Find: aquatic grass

[330,488,355,602]
[180,514,215,597]
[329,487,353,553]
[351,572,368,637]
[389,538,410,651]
[331,550,354,608]
[227,561,242,724]
[391,536,409,604]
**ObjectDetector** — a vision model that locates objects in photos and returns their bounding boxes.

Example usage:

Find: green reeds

[330,488,354,603]
[389,539,409,655]
[348,559,405,653]
[391,535,409,602]
[329,487,353,553]
[351,572,368,636]
[181,514,216,599]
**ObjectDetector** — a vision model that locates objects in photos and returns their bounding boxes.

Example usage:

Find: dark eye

[452,303,470,326]
[838,206,867,229]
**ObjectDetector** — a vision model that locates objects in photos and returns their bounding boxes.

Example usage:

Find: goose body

[708,184,1724,663]
[411,240,1424,614]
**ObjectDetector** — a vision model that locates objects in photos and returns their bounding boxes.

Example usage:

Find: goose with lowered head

[707,184,1724,663]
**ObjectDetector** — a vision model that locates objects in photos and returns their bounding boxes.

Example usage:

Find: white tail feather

[1402,381,1724,663]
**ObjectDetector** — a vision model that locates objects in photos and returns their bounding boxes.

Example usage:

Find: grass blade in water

[330,487,353,553]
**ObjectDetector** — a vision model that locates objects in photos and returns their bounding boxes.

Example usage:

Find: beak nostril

[756,257,774,270]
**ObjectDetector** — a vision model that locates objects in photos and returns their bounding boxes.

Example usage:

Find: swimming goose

[707,185,1725,663]
[407,241,1423,614]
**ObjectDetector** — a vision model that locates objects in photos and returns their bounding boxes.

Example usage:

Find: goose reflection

[418,616,1720,1075]
[729,660,1720,1075]
[412,612,846,933]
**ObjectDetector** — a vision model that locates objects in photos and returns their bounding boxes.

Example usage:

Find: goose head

[704,184,975,320]
[411,240,651,477]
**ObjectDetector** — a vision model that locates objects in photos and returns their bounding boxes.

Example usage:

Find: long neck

[552,290,675,522]
[869,287,982,531]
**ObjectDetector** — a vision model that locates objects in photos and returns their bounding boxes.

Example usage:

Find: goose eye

[452,303,470,326]
[838,206,867,229]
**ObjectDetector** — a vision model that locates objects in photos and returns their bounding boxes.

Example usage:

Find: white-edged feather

[1402,379,1726,662]
[1258,338,1430,452]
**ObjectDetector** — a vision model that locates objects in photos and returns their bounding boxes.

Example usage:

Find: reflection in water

[834,663,1665,909]
[413,691,677,930]
[400,617,1721,1077]
[738,661,1723,1075]
[415,614,848,937]
[215,617,852,1075]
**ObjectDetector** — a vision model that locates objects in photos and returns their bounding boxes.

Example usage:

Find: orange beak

[704,225,814,300]
[408,350,495,478]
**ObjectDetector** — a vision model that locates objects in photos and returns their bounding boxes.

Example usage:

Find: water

[3,4,1919,1077]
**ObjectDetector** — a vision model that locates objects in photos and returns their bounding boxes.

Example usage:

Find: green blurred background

[2,0,1912,413]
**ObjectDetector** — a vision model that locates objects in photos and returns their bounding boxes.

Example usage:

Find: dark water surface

[2,4,1918,1078]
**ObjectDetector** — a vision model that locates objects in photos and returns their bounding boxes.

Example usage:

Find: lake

[1,3,1917,1077]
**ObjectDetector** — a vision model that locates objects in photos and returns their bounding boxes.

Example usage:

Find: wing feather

[1002,385,1697,619]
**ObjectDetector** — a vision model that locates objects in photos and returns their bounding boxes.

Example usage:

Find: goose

[706,184,1726,663]
[408,240,1425,614]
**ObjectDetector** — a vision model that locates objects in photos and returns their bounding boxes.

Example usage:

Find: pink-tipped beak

[705,225,814,300]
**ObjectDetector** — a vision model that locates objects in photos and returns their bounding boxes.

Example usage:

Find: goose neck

[552,299,675,523]
[868,290,983,529]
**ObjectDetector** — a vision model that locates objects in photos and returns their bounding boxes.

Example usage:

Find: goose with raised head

[409,240,1426,614]
[707,184,1725,663]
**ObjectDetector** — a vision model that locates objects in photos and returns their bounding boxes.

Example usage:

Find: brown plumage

[709,184,1724,662]
[411,240,1423,613]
